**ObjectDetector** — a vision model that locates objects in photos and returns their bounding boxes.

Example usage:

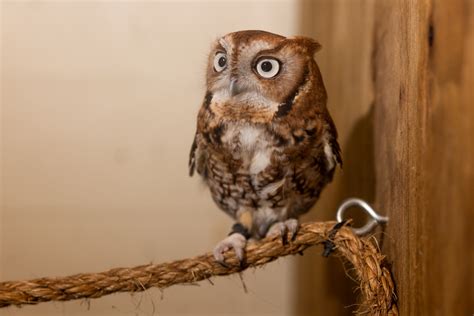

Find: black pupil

[218,56,226,67]
[261,61,273,72]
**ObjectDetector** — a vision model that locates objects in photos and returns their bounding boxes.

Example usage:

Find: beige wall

[1,1,299,315]
[1,1,379,315]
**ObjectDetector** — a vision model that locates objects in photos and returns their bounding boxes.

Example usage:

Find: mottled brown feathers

[189,30,341,239]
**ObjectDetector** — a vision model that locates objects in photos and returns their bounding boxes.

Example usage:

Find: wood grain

[373,0,474,314]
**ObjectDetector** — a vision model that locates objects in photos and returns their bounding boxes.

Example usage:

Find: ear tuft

[290,36,322,54]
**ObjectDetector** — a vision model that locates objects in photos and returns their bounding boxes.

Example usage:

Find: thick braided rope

[0,221,398,315]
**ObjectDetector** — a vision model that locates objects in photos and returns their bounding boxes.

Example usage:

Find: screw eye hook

[336,198,389,236]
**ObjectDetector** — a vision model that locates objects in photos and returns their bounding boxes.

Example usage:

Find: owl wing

[188,135,198,176]
[189,132,210,178]
[284,115,342,216]
[325,115,343,169]
[189,93,214,177]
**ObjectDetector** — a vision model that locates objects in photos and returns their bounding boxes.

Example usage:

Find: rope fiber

[0,221,398,315]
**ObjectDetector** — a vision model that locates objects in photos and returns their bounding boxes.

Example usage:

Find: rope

[0,221,398,315]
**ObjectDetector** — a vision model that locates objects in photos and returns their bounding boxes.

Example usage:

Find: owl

[189,30,341,263]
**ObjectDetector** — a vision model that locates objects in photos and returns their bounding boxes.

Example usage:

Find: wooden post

[374,0,474,314]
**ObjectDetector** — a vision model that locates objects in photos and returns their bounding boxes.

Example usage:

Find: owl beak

[229,78,243,97]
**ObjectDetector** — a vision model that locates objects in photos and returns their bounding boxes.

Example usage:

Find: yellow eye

[213,52,227,72]
[255,58,280,78]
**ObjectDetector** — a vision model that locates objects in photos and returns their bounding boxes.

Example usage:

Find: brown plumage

[189,30,341,262]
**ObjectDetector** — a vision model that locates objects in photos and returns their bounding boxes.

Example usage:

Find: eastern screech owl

[189,30,341,263]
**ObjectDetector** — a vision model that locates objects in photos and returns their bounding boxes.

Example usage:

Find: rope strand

[0,221,398,315]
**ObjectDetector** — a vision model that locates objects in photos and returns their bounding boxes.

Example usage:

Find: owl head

[205,30,324,112]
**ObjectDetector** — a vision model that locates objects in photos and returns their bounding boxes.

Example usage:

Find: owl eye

[213,52,227,72]
[255,58,280,78]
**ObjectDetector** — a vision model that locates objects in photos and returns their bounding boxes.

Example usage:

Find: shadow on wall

[293,1,376,315]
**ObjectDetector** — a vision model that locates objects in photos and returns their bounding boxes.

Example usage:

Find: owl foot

[266,218,299,244]
[213,233,247,265]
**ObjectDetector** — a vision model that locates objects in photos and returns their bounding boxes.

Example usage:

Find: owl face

[206,30,321,109]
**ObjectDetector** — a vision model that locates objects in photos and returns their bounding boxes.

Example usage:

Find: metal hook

[336,198,389,236]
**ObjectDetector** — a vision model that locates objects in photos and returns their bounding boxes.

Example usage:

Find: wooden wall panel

[374,0,474,314]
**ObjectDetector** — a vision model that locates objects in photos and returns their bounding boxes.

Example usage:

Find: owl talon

[213,233,247,264]
[216,260,231,269]
[281,229,288,245]
[288,219,299,241]
[266,219,299,244]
